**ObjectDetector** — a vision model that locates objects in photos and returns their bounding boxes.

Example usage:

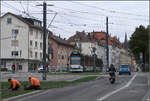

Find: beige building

[119,48,132,69]
[0,12,48,72]
[48,33,75,71]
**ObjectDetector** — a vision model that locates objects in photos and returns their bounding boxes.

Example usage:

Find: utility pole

[36,2,54,80]
[43,2,47,80]
[93,47,96,72]
[106,16,109,70]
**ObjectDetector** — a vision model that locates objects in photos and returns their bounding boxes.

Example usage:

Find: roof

[90,31,121,47]
[68,31,98,43]
[49,33,74,48]
[68,31,89,42]
[1,12,43,30]
[90,31,106,40]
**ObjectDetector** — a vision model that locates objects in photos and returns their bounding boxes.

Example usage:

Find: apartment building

[0,12,48,72]
[48,33,75,71]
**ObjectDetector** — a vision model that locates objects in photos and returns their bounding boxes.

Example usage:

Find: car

[119,65,131,75]
[38,65,49,73]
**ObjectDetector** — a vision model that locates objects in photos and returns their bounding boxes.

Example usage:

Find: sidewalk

[0,72,98,82]
[142,73,150,101]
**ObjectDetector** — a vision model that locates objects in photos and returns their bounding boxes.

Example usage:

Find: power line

[20,1,26,14]
[2,2,23,13]
[51,4,148,22]
[1,3,137,29]
[47,12,57,28]
[50,11,139,28]
[50,25,74,33]
[70,1,148,18]
[27,0,29,13]
[56,12,105,23]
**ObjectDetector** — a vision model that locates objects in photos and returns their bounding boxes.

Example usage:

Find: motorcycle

[109,72,116,84]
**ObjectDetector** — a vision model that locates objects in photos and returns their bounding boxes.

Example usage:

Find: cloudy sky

[1,1,149,42]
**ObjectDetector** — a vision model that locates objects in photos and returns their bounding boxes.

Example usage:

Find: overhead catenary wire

[47,12,58,28]
[50,25,74,34]
[2,1,39,19]
[20,1,26,14]
[1,1,145,41]
[70,1,148,18]
[2,1,140,29]
[2,2,23,13]
[47,4,148,22]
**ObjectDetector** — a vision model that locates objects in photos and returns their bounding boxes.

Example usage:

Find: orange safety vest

[10,79,21,88]
[30,77,40,86]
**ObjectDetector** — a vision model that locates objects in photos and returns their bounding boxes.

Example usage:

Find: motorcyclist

[108,64,116,77]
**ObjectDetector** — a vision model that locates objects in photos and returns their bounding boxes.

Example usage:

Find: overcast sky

[1,1,149,42]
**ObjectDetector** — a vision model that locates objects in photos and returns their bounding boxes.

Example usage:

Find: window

[11,40,18,47]
[18,65,22,70]
[35,52,38,58]
[30,40,33,46]
[40,32,42,39]
[62,55,64,60]
[40,42,42,49]
[40,53,42,59]
[74,37,80,41]
[35,41,38,48]
[36,30,38,38]
[30,51,33,58]
[30,29,33,36]
[58,55,61,59]
[11,51,18,56]
[12,29,19,37]
[7,18,12,24]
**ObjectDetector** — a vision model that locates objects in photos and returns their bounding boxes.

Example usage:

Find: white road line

[97,73,137,101]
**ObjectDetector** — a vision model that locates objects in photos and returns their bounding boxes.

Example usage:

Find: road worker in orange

[8,78,21,91]
[24,77,40,90]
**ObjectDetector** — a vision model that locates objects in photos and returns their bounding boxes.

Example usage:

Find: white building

[0,12,48,72]
[109,45,120,69]
[68,31,105,71]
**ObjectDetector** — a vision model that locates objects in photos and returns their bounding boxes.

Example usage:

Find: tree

[128,25,149,64]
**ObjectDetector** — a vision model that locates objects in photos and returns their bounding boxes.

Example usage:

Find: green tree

[129,25,149,64]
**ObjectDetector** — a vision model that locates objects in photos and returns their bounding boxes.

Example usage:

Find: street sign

[140,52,143,63]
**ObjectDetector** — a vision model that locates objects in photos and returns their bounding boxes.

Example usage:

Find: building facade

[48,33,75,71]
[68,31,104,71]
[0,12,48,72]
[90,31,121,69]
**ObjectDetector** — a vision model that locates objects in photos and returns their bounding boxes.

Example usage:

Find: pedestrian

[11,64,16,73]
[24,77,40,90]
[8,78,21,91]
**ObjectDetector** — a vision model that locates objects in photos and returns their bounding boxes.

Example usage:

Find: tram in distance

[69,51,84,72]
[69,51,103,72]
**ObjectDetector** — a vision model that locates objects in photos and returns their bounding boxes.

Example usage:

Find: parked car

[119,65,131,75]
[38,65,49,73]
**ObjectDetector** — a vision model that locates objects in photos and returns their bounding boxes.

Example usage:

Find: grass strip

[0,76,97,99]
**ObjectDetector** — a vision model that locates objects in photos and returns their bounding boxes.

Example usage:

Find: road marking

[97,73,137,101]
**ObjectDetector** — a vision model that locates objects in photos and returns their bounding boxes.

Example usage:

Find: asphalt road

[10,72,149,101]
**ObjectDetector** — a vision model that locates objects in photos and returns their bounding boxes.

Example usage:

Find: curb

[2,90,43,101]
[142,73,150,101]
[1,75,104,101]
[142,89,150,101]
